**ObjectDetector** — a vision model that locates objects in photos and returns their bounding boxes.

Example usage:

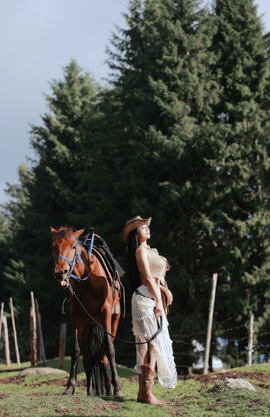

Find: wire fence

[0,321,72,366]
[1,316,270,373]
[0,324,30,364]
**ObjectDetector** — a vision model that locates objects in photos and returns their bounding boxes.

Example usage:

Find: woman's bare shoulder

[135,245,148,259]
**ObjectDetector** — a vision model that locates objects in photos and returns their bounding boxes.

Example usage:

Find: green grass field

[1,359,270,416]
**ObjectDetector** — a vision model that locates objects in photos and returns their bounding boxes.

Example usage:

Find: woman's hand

[160,286,173,306]
[166,289,173,306]
[155,299,163,318]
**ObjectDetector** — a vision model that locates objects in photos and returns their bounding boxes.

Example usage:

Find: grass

[225,362,270,373]
[1,360,270,416]
[0,357,137,379]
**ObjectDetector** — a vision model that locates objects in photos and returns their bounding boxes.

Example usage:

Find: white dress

[131,246,177,389]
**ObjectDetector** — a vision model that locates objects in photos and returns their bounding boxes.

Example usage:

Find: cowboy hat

[121,215,152,244]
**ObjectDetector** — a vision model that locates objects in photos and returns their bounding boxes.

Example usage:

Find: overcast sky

[0,0,269,205]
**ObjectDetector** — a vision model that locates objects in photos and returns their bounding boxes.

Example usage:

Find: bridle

[53,232,95,283]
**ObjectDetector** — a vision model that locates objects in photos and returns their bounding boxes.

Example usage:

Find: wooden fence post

[10,298,20,367]
[30,292,37,366]
[247,314,254,366]
[203,273,218,375]
[0,302,4,339]
[58,323,66,368]
[35,299,46,367]
[2,315,11,367]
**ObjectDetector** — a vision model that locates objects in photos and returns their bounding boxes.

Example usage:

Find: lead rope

[67,283,162,364]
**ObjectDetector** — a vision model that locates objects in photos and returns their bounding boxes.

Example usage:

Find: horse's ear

[74,229,85,239]
[51,227,58,237]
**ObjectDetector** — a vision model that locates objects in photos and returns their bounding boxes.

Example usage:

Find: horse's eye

[72,246,76,250]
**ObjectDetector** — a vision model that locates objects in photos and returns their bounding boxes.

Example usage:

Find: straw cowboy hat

[121,215,152,244]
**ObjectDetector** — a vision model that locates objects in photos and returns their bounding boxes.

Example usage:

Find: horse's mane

[53,226,75,237]
[53,226,86,248]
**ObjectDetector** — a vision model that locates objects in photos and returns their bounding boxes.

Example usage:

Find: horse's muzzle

[52,269,69,287]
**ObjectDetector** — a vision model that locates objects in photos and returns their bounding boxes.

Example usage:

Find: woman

[122,216,177,405]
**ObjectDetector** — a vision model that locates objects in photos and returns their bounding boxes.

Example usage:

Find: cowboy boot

[137,365,165,405]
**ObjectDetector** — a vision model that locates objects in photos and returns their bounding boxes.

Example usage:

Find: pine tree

[0,211,13,303]
[106,0,270,363]
[207,0,270,336]
[0,164,31,315]
[105,0,222,340]
[5,61,100,322]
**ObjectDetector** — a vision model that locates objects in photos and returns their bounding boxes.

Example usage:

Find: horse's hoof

[63,387,75,395]
[114,389,125,397]
[106,387,113,396]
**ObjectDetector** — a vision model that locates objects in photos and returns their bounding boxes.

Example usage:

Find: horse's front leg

[63,327,81,395]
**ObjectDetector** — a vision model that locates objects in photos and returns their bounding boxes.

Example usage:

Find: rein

[67,283,162,364]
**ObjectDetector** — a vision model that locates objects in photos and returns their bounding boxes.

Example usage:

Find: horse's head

[51,227,84,287]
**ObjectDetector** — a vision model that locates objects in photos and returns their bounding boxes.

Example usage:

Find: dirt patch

[94,402,122,412]
[73,409,84,415]
[0,376,25,385]
[178,371,270,386]
[70,398,82,405]
[0,394,8,399]
[0,376,86,388]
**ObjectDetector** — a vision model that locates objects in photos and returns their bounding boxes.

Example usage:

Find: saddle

[84,232,126,316]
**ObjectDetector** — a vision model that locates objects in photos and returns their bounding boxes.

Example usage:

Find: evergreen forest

[1,0,270,369]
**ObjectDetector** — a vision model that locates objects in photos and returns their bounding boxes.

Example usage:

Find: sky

[0,0,269,205]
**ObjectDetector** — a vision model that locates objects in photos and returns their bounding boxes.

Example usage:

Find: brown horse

[51,226,124,397]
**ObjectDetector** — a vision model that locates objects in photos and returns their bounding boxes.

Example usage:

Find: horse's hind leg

[100,304,121,396]
[63,328,81,395]
[100,351,113,396]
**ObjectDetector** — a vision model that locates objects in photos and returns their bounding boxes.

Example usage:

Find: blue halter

[54,232,95,282]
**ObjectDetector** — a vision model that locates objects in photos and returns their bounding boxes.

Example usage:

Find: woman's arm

[160,285,173,305]
[135,246,163,317]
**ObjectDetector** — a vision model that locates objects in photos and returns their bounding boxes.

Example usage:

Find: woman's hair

[127,229,141,294]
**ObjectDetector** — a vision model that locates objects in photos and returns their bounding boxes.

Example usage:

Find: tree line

[1,0,270,366]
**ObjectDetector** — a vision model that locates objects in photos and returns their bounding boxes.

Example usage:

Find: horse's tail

[88,324,107,396]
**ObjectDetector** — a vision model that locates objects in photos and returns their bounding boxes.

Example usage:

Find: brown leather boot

[137,365,165,405]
